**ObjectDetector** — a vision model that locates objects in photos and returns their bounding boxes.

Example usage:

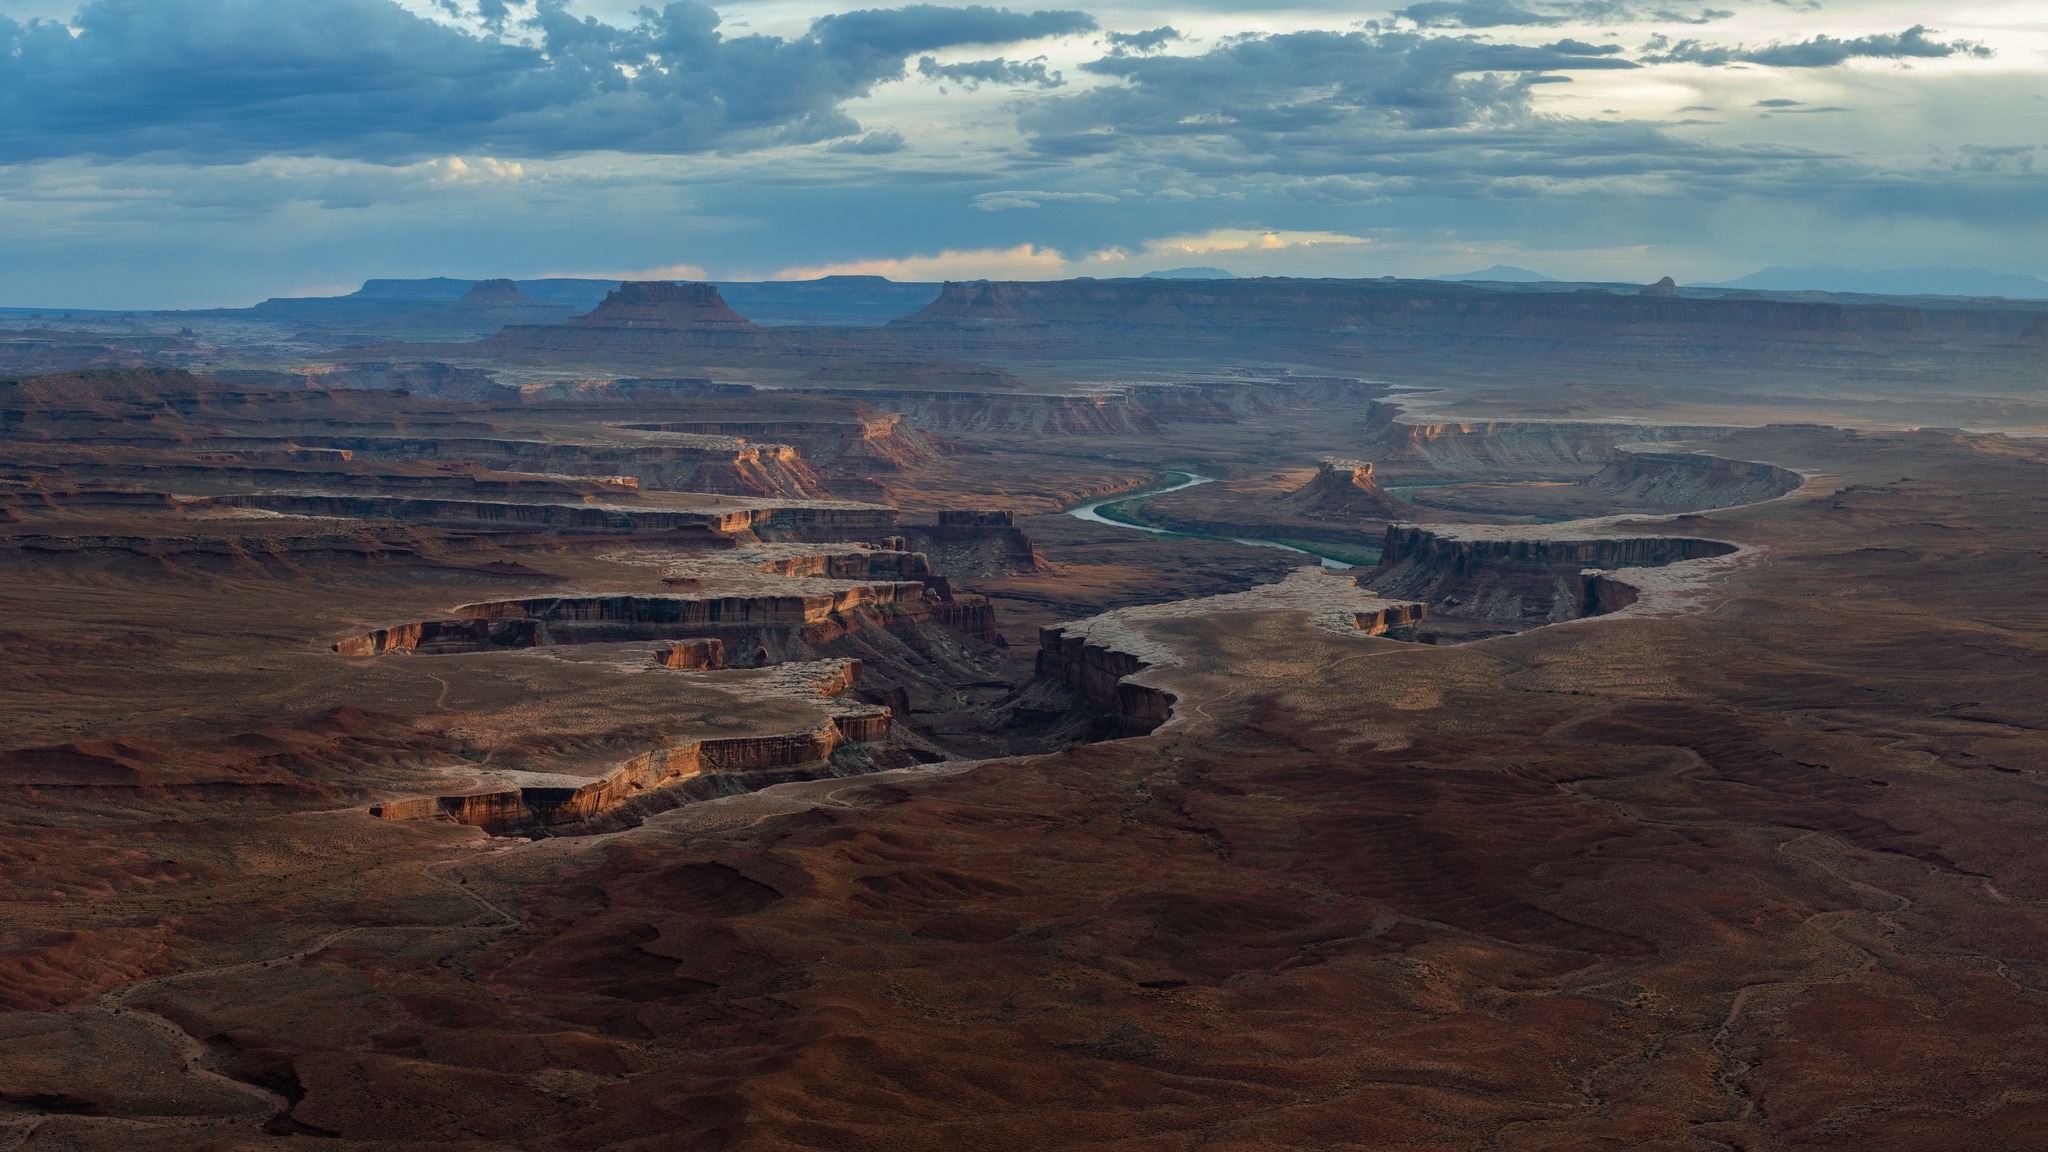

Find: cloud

[1016,27,1664,190]
[772,243,1088,280]
[1104,26,1182,54]
[827,131,909,155]
[1641,25,1992,68]
[917,55,1063,89]
[971,189,1120,210]
[550,260,710,281]
[994,22,2018,216]
[0,0,1097,163]
[1398,0,1566,27]
[1142,227,1372,257]
[767,227,1375,281]
[1398,1,1731,28]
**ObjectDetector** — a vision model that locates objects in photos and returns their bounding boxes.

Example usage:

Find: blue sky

[0,0,2043,307]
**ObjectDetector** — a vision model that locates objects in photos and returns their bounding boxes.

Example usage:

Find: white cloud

[970,189,1121,211]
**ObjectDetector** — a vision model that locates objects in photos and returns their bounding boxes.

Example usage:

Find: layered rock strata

[335,584,997,656]
[216,493,894,538]
[1277,458,1411,520]
[1355,602,1428,636]
[1359,402,1730,478]
[371,712,892,833]
[654,639,725,670]
[337,584,934,655]
[1581,450,1804,510]
[1365,524,1740,625]
[277,432,828,498]
[619,412,940,471]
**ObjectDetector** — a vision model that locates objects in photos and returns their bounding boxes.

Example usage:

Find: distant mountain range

[1143,267,1236,279]
[1702,266,2048,300]
[1434,265,1558,283]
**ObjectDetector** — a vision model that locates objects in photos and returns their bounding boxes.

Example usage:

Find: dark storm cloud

[1397,0,1731,29]
[1011,27,1869,202]
[1641,25,1992,67]
[1034,27,1640,148]
[917,55,1064,88]
[0,0,1096,163]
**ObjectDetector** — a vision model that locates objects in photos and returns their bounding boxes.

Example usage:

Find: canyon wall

[370,709,895,834]
[1582,451,1804,510]
[282,433,829,499]
[335,584,997,656]
[1366,525,1738,625]
[1355,602,1429,636]
[1035,626,1176,738]
[654,638,725,670]
[1359,402,1731,478]
[215,494,896,539]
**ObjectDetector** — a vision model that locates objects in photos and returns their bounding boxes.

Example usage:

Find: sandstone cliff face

[1365,525,1738,625]
[1573,571,1642,617]
[1355,602,1428,636]
[654,638,725,670]
[461,585,929,628]
[757,548,934,581]
[901,519,1043,578]
[335,583,997,656]
[370,717,888,834]
[1035,627,1175,738]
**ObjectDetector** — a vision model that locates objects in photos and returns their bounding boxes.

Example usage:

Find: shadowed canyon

[2,275,2047,1150]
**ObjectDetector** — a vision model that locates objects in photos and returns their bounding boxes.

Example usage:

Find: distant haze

[1703,266,2048,300]
[1435,266,1558,284]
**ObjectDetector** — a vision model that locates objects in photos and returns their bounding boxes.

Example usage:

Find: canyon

[1,276,2046,1151]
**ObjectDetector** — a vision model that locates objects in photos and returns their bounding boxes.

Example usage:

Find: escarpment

[620,411,941,471]
[273,432,830,498]
[331,582,1004,695]
[1359,402,1730,478]
[1365,524,1739,628]
[654,639,726,670]
[371,709,895,834]
[1035,626,1177,739]
[900,510,1043,578]
[213,493,895,538]
[336,584,953,655]
[1581,451,1803,510]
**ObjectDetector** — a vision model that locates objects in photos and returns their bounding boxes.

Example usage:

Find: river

[1065,473,1358,570]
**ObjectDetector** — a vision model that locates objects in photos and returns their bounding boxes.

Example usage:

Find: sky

[0,0,2043,307]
